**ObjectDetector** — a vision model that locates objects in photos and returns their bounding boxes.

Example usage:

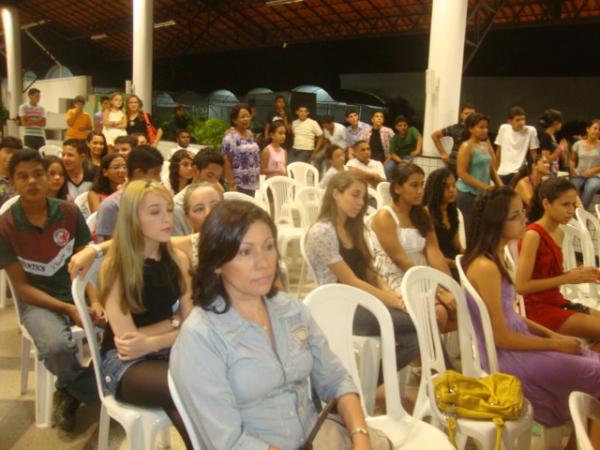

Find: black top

[442,122,466,161]
[434,221,459,260]
[100,247,181,354]
[126,113,154,137]
[338,241,369,283]
[369,128,385,162]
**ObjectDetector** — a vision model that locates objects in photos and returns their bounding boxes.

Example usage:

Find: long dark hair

[91,153,126,196]
[169,149,193,194]
[194,200,279,313]
[463,186,517,280]
[511,153,544,188]
[390,163,431,237]
[461,112,489,142]
[528,177,577,222]
[42,156,69,200]
[424,167,458,234]
[86,131,108,162]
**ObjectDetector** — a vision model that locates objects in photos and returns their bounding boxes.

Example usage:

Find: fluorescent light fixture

[90,33,108,40]
[266,0,304,6]
[154,19,176,29]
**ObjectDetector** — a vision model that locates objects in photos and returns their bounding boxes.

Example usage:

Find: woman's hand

[552,336,582,355]
[436,287,456,312]
[115,331,152,361]
[381,291,406,312]
[565,266,600,284]
[91,302,106,326]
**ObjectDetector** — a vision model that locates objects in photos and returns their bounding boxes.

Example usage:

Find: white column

[2,7,22,126]
[132,0,153,113]
[422,0,468,157]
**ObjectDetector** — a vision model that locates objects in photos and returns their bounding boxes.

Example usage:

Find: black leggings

[116,359,193,450]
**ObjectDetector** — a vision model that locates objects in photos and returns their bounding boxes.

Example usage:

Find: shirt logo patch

[291,324,309,345]
[53,228,70,247]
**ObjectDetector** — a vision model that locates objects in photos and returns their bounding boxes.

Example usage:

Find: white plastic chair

[168,372,207,450]
[457,208,467,249]
[376,181,392,206]
[86,211,97,234]
[74,191,91,219]
[304,284,453,449]
[503,242,526,317]
[223,190,268,211]
[569,391,600,450]
[295,186,323,231]
[0,194,20,308]
[287,161,319,187]
[575,207,600,265]
[595,204,600,223]
[39,144,62,157]
[403,265,533,450]
[368,186,383,210]
[72,258,172,450]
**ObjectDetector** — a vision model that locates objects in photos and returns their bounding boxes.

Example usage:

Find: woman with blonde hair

[102,92,127,147]
[98,179,193,449]
[125,94,163,145]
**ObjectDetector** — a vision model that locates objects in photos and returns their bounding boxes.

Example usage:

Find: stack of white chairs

[294,187,323,294]
[72,258,172,450]
[223,190,268,212]
[575,207,600,265]
[304,283,453,448]
[287,162,319,188]
[404,265,534,450]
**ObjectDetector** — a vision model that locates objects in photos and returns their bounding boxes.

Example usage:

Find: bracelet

[350,427,368,438]
[90,243,104,259]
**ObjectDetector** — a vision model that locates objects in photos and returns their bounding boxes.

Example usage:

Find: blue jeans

[18,301,98,404]
[571,176,600,210]
[289,148,312,164]
[384,158,412,180]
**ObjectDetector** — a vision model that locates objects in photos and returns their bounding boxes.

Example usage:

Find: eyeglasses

[505,209,527,222]
[108,164,127,171]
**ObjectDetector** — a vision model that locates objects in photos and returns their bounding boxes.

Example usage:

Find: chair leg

[97,405,110,450]
[35,356,55,428]
[20,337,31,394]
[0,271,7,308]
[296,260,306,297]
[515,428,532,450]
[158,427,172,449]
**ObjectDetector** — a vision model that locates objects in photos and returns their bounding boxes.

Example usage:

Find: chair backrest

[287,162,319,187]
[74,192,91,219]
[561,223,600,300]
[376,181,391,206]
[595,204,600,223]
[263,176,300,225]
[569,391,600,450]
[86,212,97,233]
[0,195,20,215]
[71,258,107,402]
[454,255,500,374]
[167,372,206,450]
[367,186,382,210]
[457,208,466,249]
[576,207,600,261]
[303,284,406,419]
[503,243,526,317]
[295,186,322,231]
[300,231,319,283]
[39,144,62,158]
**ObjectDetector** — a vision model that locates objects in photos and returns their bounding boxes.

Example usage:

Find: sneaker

[52,388,69,422]
[53,390,80,432]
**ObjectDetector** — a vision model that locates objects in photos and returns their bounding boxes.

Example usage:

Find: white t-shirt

[292,118,323,151]
[345,158,385,179]
[495,124,539,175]
[319,166,347,189]
[323,122,348,149]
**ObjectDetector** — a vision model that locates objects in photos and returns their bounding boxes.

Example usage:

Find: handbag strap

[300,399,337,450]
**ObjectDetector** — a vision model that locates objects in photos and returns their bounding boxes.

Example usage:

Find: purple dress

[467,279,600,426]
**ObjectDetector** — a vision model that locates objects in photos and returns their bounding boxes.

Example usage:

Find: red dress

[519,223,576,330]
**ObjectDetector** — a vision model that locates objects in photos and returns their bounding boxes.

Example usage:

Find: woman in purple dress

[462,186,600,444]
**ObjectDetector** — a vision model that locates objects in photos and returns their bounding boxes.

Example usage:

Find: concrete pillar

[132,0,153,113]
[422,0,468,157]
[2,7,23,126]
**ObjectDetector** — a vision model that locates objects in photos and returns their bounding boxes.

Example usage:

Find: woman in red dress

[517,177,600,344]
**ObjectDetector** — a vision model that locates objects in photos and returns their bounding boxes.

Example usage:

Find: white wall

[26,76,92,114]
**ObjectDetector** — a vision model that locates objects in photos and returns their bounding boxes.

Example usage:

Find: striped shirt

[18,102,45,137]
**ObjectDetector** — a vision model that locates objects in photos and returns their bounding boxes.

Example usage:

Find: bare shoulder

[468,256,501,280]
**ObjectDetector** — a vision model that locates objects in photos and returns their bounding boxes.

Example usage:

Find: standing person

[0,136,22,206]
[570,119,600,210]
[345,140,386,188]
[221,104,261,196]
[125,94,163,145]
[360,111,394,165]
[260,121,287,179]
[97,180,193,449]
[19,88,46,151]
[512,154,551,209]
[431,103,475,175]
[516,177,600,344]
[86,131,109,175]
[171,200,384,450]
[264,95,293,150]
[102,92,127,147]
[65,96,92,140]
[463,186,600,438]
[424,167,464,279]
[94,96,111,133]
[536,109,567,171]
[291,105,323,163]
[456,113,501,220]
[62,139,95,199]
[495,106,539,186]
[87,153,127,214]
[172,105,190,136]
[0,149,100,431]
[385,116,422,180]
[345,108,369,155]
[166,149,194,195]
[43,156,70,201]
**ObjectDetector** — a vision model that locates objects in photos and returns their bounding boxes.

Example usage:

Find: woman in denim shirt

[170,200,377,450]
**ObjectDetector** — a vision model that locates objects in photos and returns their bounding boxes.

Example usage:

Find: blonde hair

[182,182,224,215]
[99,179,184,314]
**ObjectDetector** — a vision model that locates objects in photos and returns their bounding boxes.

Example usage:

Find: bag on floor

[433,370,524,450]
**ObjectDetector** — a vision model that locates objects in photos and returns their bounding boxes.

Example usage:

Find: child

[319,145,346,188]
[516,177,600,344]
[261,121,287,179]
[102,92,127,147]
[43,155,70,201]
[291,105,323,163]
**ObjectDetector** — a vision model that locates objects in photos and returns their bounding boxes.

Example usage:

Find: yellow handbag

[433,370,525,450]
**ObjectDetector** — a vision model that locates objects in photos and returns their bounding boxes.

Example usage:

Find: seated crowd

[2,91,600,449]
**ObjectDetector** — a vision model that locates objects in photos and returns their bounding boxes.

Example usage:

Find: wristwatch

[350,427,369,438]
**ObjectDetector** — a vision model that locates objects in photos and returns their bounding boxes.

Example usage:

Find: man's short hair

[28,88,40,96]
[193,150,225,170]
[372,111,384,118]
[394,115,408,126]
[321,116,334,125]
[100,95,110,103]
[460,103,475,112]
[0,136,23,151]
[127,145,164,178]
[174,104,186,113]
[345,108,358,117]
[114,135,138,148]
[296,104,309,111]
[508,106,526,119]
[63,138,86,155]
[73,95,85,104]
[325,144,343,160]
[274,95,285,103]
[353,140,367,148]
[176,128,190,137]
[9,147,43,178]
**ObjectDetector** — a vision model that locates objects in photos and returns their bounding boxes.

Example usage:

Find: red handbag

[143,112,158,143]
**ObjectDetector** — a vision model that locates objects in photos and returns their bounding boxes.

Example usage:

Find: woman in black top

[98,179,193,449]
[424,167,463,280]
[125,94,163,145]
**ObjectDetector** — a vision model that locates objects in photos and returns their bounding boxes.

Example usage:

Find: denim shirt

[170,292,357,450]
